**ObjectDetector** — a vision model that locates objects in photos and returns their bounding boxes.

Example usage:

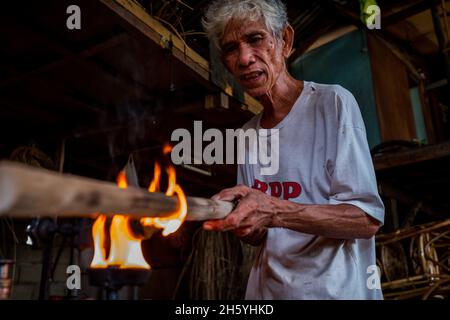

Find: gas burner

[88,267,151,300]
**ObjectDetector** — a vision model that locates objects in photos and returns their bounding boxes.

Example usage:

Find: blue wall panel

[290,29,381,148]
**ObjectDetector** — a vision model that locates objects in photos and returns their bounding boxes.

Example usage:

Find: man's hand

[203,185,277,243]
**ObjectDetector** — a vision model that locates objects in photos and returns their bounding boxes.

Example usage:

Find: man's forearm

[270,200,380,240]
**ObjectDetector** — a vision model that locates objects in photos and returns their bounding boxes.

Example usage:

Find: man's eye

[248,36,263,44]
[222,44,238,54]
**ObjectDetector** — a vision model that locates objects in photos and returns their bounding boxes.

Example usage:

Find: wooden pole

[0,161,233,221]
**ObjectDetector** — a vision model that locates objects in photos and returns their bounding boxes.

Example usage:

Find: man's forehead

[221,19,269,43]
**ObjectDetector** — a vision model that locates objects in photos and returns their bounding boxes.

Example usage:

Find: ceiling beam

[383,0,431,27]
[0,31,128,89]
[373,140,450,170]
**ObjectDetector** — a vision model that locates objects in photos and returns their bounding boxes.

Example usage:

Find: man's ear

[282,24,295,59]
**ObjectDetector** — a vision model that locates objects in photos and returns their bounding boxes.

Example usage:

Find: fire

[141,162,187,236]
[148,162,161,192]
[90,170,150,269]
[90,215,107,268]
[90,214,150,269]
[162,143,172,155]
[105,215,150,268]
[117,170,128,189]
[90,162,187,269]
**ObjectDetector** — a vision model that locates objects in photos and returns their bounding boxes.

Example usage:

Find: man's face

[220,19,286,98]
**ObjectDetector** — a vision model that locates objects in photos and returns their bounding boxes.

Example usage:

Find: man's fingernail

[211,195,220,201]
[203,223,212,230]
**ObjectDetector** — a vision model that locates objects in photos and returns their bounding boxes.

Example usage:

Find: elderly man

[202,0,385,299]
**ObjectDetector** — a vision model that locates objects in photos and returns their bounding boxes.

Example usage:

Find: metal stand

[87,267,151,300]
[26,218,79,300]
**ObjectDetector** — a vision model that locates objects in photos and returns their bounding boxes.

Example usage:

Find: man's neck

[258,73,303,129]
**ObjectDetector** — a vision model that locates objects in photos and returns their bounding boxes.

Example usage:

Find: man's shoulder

[307,81,360,117]
[307,81,355,102]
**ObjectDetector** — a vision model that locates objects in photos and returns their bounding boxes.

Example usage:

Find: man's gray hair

[202,0,288,51]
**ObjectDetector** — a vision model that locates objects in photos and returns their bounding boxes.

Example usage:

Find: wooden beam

[0,33,128,88]
[383,0,430,26]
[373,140,450,170]
[100,0,209,79]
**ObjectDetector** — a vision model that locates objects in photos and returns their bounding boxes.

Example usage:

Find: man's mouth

[240,71,264,84]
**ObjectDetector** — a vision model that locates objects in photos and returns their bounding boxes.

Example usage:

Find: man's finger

[211,191,237,201]
[203,210,247,231]
[211,185,251,201]
[232,227,252,237]
[203,219,230,231]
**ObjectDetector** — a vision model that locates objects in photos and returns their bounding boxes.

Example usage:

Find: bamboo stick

[376,219,450,245]
[0,161,233,221]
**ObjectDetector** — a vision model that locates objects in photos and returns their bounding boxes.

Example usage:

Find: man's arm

[203,185,381,240]
[270,201,380,239]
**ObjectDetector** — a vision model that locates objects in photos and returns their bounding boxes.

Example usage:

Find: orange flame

[148,162,161,193]
[90,164,187,270]
[90,172,150,269]
[90,215,107,268]
[140,162,187,236]
[105,215,150,268]
[162,144,172,155]
[117,170,128,189]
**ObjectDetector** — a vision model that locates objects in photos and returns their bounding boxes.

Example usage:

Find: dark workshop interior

[1,0,450,301]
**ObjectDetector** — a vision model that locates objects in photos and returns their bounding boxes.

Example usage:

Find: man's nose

[238,44,255,67]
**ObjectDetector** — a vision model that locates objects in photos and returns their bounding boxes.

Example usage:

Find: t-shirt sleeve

[327,89,385,224]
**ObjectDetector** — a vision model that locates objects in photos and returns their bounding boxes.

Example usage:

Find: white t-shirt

[238,81,385,300]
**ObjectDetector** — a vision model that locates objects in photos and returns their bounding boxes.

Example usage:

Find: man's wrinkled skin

[203,19,381,244]
[219,19,302,128]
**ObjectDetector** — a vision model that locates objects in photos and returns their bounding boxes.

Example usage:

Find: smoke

[103,37,161,168]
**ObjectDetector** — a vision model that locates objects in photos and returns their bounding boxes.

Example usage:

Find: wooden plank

[373,140,450,170]
[368,33,417,142]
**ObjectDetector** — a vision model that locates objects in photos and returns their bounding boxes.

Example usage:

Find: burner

[88,267,151,300]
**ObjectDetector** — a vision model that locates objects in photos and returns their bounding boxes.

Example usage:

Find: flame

[117,170,128,189]
[90,173,150,269]
[90,162,187,270]
[148,162,161,192]
[163,144,172,155]
[90,215,107,268]
[105,215,150,269]
[140,163,187,236]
